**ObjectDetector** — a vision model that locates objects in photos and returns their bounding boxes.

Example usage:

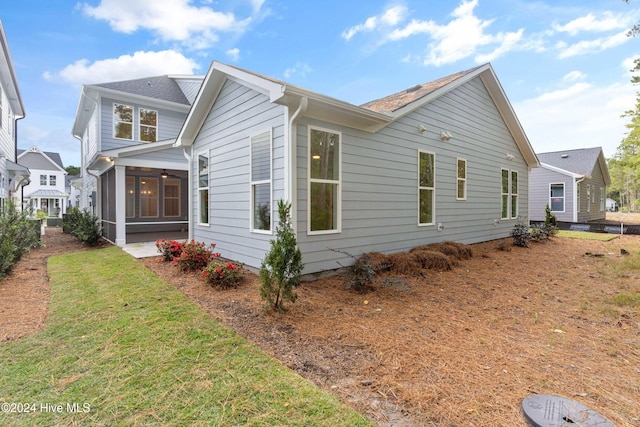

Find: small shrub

[259,200,303,312]
[172,240,219,272]
[543,204,559,237]
[63,207,101,245]
[201,260,244,289]
[0,201,41,279]
[511,222,531,247]
[155,239,185,261]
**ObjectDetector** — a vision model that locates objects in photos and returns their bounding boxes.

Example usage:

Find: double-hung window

[576,183,581,213]
[500,169,519,219]
[40,174,47,186]
[139,108,157,142]
[114,103,133,140]
[586,184,591,212]
[550,183,565,212]
[309,127,341,233]
[457,159,466,200]
[419,151,435,225]
[250,130,272,232]
[49,175,56,186]
[198,154,209,225]
[599,187,605,211]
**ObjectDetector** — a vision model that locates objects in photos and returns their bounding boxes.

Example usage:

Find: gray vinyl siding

[581,163,606,222]
[99,97,187,151]
[296,77,531,274]
[191,79,286,268]
[529,167,574,222]
[175,78,203,104]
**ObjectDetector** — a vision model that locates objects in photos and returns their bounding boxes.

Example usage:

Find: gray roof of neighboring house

[17,149,64,169]
[537,147,604,176]
[360,64,486,113]
[25,189,68,197]
[95,75,190,105]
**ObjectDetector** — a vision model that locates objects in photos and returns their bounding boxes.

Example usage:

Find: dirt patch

[3,228,639,426]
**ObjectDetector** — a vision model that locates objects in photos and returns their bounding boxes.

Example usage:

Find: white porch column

[115,165,127,246]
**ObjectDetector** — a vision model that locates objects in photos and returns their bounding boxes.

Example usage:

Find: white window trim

[576,182,581,213]
[418,150,436,226]
[599,187,605,212]
[250,128,273,234]
[510,170,518,219]
[456,158,467,201]
[501,168,509,220]
[197,151,210,226]
[307,125,342,235]
[139,108,158,143]
[549,182,566,213]
[586,184,591,213]
[113,103,134,141]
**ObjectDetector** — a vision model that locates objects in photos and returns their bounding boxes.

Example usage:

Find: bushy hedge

[62,207,102,245]
[0,201,41,280]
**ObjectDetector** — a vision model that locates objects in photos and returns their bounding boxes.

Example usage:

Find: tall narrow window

[140,177,159,217]
[309,127,340,233]
[163,178,180,217]
[576,183,581,213]
[198,154,209,225]
[126,176,135,218]
[419,151,435,225]
[457,159,466,200]
[49,175,56,186]
[114,103,133,140]
[40,174,47,185]
[510,171,518,218]
[599,187,605,211]
[550,183,565,212]
[139,108,157,142]
[501,169,509,220]
[251,130,272,232]
[586,184,591,212]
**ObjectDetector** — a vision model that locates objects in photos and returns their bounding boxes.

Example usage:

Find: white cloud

[385,0,525,66]
[342,4,408,40]
[515,80,636,157]
[283,62,312,79]
[553,12,629,36]
[44,50,200,86]
[563,70,586,82]
[556,31,629,59]
[226,48,240,61]
[80,0,258,49]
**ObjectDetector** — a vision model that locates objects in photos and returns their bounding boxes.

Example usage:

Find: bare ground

[2,226,639,426]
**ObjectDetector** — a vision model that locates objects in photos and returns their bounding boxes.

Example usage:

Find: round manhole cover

[522,394,616,427]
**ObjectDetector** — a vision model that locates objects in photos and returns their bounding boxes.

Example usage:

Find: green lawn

[556,230,620,241]
[0,247,371,427]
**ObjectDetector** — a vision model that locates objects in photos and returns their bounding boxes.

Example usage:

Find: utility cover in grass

[522,394,615,427]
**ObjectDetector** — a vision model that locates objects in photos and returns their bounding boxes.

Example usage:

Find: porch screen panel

[140,177,159,217]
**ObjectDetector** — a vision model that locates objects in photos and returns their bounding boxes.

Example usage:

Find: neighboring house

[176,61,539,275]
[18,147,68,217]
[0,19,28,210]
[66,175,82,208]
[529,147,611,223]
[71,74,203,245]
[606,198,618,212]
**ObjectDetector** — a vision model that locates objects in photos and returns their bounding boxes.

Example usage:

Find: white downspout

[183,147,193,241]
[286,96,307,234]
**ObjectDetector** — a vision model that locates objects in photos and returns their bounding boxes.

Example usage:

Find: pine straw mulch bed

[2,228,639,426]
[141,236,640,427]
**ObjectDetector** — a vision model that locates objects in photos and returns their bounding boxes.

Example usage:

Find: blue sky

[2,0,639,168]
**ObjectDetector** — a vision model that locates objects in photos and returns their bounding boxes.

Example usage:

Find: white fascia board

[101,139,177,158]
[540,162,583,179]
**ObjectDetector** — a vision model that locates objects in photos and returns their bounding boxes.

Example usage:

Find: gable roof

[177,61,538,167]
[538,147,610,185]
[0,20,25,119]
[17,147,65,171]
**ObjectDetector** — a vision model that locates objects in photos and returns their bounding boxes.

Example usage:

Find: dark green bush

[511,222,531,247]
[0,201,41,279]
[62,207,102,246]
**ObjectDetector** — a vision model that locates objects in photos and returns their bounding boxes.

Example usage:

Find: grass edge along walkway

[0,247,371,427]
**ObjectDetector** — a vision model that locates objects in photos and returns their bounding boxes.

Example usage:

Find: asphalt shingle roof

[95,75,190,105]
[537,147,603,176]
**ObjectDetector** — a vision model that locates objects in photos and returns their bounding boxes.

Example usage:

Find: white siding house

[176,62,540,275]
[0,19,27,210]
[18,147,68,217]
[72,75,203,245]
